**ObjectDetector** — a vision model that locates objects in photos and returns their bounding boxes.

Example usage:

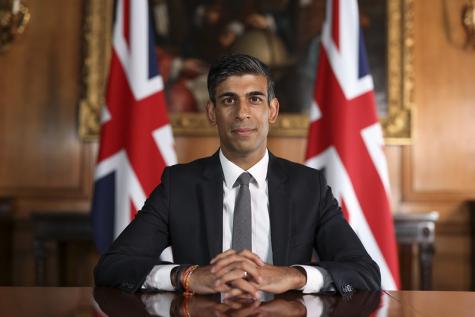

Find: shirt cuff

[142,265,179,291]
[293,265,324,293]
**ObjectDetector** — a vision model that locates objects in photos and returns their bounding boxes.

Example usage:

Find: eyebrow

[247,91,266,98]
[217,92,238,99]
[217,91,266,99]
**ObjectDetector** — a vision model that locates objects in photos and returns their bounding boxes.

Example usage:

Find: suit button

[342,284,353,293]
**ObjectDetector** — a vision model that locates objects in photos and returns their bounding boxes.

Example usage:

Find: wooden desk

[0,287,474,316]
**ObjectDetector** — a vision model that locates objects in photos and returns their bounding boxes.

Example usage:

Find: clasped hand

[188,249,306,299]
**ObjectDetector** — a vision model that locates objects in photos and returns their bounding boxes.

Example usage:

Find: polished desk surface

[1,287,475,316]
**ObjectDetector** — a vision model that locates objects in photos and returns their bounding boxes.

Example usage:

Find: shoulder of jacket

[166,155,215,173]
[272,155,323,176]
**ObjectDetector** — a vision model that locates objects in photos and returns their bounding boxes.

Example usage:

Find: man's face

[206,74,279,164]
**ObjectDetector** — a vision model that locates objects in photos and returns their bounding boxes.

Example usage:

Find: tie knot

[235,172,252,187]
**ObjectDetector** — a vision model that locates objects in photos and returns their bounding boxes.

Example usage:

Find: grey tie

[231,172,252,252]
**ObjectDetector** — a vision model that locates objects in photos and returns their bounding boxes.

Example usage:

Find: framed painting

[79,0,413,144]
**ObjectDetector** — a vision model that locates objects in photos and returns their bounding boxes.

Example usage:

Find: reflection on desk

[93,287,381,317]
[2,287,475,316]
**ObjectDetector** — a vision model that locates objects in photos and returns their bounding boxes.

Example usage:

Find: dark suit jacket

[94,151,380,294]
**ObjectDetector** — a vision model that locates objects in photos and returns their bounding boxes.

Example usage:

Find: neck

[221,148,266,170]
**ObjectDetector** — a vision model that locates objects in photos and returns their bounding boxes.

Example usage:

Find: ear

[268,98,279,124]
[206,101,217,126]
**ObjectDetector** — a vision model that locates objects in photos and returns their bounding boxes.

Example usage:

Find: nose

[236,101,250,120]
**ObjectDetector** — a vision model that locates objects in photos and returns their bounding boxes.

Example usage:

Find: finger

[215,270,259,290]
[215,269,248,287]
[214,305,232,317]
[222,300,244,311]
[210,249,236,264]
[211,249,264,268]
[229,278,259,299]
[211,254,261,273]
[214,261,263,284]
[237,249,265,266]
[221,298,255,315]
[222,287,245,300]
[211,254,249,272]
[222,286,259,304]
[225,299,260,317]
[214,282,231,293]
[214,262,253,279]
[214,310,228,317]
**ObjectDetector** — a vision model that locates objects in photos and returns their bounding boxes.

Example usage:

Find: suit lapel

[199,152,224,260]
[267,153,292,266]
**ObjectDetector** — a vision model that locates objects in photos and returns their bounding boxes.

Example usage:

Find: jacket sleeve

[94,168,172,293]
[313,172,381,295]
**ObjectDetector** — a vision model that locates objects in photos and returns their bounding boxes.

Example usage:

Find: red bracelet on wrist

[181,265,199,296]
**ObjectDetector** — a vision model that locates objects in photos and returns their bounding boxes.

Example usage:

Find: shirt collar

[219,149,269,189]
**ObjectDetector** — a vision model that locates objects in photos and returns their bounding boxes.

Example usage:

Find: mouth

[231,127,256,136]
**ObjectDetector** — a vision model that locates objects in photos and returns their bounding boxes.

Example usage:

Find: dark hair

[207,54,275,103]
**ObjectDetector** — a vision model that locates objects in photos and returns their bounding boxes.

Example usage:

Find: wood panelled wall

[0,0,96,285]
[400,0,475,290]
[0,0,474,289]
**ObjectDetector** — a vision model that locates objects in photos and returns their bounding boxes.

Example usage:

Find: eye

[249,96,263,104]
[221,97,236,105]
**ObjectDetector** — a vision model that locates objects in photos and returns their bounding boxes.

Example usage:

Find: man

[94,54,380,299]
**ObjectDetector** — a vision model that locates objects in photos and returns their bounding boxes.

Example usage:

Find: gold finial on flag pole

[0,0,30,53]
[462,0,475,49]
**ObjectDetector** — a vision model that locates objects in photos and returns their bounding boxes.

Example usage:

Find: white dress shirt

[143,149,323,293]
[220,149,273,264]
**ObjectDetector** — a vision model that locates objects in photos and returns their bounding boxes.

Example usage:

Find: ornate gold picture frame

[79,0,413,144]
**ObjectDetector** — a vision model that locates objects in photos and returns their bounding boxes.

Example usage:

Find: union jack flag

[91,0,176,253]
[305,0,400,290]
